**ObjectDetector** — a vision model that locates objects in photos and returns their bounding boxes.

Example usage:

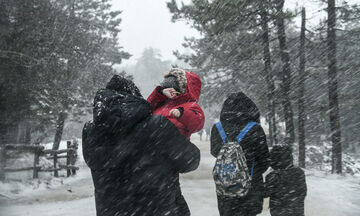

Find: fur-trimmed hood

[163,68,201,101]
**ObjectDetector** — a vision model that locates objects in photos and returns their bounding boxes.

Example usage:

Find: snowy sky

[112,0,359,66]
[111,0,199,66]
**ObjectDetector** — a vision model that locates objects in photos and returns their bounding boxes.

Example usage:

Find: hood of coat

[163,68,202,102]
[220,92,260,126]
[106,74,142,97]
[93,76,151,135]
[270,145,294,170]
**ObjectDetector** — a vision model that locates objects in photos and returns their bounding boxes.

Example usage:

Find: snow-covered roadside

[0,136,359,216]
[304,170,360,216]
[0,140,88,202]
[0,196,96,216]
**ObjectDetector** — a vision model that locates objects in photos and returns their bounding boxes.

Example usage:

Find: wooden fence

[0,140,79,181]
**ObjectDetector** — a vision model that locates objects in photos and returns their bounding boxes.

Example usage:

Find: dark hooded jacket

[265,146,307,216]
[210,92,270,215]
[82,75,201,216]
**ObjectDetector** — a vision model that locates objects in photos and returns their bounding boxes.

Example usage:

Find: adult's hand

[162,88,177,99]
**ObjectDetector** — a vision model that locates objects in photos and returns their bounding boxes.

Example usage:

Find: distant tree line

[0,0,130,149]
[119,47,190,97]
[168,0,360,173]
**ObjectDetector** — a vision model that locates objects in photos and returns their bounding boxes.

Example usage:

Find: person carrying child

[211,92,270,216]
[82,75,200,216]
[147,68,205,215]
[265,145,307,216]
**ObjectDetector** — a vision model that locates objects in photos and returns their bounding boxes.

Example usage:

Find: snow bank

[292,141,360,176]
[1,137,359,216]
[0,139,85,200]
[304,169,360,216]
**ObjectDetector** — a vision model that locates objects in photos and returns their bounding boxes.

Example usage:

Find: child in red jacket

[147,68,205,139]
[147,68,205,216]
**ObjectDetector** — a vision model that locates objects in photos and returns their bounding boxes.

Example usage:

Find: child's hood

[184,71,201,101]
[270,145,294,170]
[164,68,202,101]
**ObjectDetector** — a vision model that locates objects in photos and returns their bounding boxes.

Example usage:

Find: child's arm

[174,102,205,133]
[147,86,168,110]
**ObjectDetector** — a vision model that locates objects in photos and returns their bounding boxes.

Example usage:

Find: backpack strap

[236,122,257,143]
[250,161,255,177]
[215,122,228,144]
[237,122,257,177]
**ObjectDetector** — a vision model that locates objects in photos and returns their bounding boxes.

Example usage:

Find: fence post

[67,141,71,177]
[33,147,40,179]
[54,151,58,177]
[0,147,6,181]
[71,139,78,175]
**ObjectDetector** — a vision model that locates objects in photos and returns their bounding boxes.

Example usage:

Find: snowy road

[1,138,359,216]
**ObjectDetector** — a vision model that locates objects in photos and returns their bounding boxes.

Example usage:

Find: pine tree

[274,0,295,146]
[298,7,306,168]
[0,0,130,146]
[260,0,277,146]
[327,0,342,173]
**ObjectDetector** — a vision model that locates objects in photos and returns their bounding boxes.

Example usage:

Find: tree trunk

[298,8,306,168]
[260,1,277,146]
[275,0,295,146]
[52,112,67,150]
[327,0,342,174]
[24,121,31,144]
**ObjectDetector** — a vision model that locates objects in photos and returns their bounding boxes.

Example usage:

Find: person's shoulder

[292,166,306,176]
[93,88,115,103]
[210,123,218,134]
[266,170,280,181]
[95,88,110,97]
[83,120,94,130]
[211,123,217,129]
[247,123,266,138]
[144,115,178,133]
[252,122,265,132]
[146,114,166,125]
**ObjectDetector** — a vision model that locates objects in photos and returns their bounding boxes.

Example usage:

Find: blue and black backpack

[212,121,257,197]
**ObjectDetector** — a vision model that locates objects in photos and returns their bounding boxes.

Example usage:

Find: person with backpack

[211,92,270,216]
[147,68,205,215]
[265,145,307,216]
[82,75,200,216]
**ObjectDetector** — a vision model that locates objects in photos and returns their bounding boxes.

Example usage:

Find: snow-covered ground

[0,136,359,216]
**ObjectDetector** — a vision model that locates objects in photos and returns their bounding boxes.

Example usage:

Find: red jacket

[147,71,205,139]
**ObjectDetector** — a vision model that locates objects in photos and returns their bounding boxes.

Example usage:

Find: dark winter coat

[265,146,307,216]
[210,92,270,216]
[82,75,201,216]
[147,69,205,139]
[148,69,204,215]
